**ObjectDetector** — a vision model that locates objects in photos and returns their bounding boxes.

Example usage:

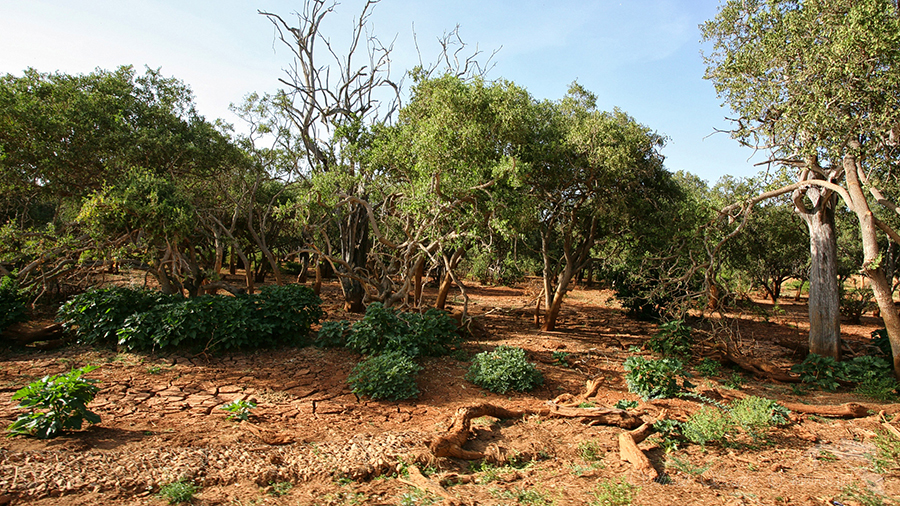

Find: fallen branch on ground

[780,402,870,419]
[428,402,642,460]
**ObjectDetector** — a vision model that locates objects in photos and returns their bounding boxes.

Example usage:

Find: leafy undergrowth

[1,280,899,505]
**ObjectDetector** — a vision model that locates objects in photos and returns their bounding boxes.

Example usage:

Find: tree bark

[797,185,841,360]
[844,153,900,377]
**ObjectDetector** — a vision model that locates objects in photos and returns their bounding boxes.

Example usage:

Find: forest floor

[1,276,899,505]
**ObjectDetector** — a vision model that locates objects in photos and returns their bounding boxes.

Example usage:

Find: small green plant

[591,478,637,506]
[578,401,597,408]
[7,365,101,439]
[840,287,874,324]
[147,365,163,375]
[840,481,897,506]
[552,350,571,367]
[158,479,200,504]
[0,275,28,333]
[855,376,900,402]
[577,440,604,461]
[648,319,693,358]
[348,351,423,401]
[666,454,711,477]
[791,354,842,391]
[467,346,544,394]
[695,358,721,377]
[873,429,900,474]
[492,486,549,504]
[623,356,691,400]
[399,487,440,505]
[721,371,745,390]
[315,320,351,348]
[220,399,257,421]
[840,355,894,383]
[614,399,639,410]
[268,481,293,496]
[681,405,733,446]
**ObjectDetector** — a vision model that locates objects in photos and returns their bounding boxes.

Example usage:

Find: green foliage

[791,354,842,391]
[695,358,722,377]
[622,356,690,400]
[872,329,894,359]
[873,429,900,474]
[348,351,423,401]
[591,478,637,506]
[56,286,171,346]
[316,320,351,348]
[56,284,323,352]
[730,396,791,429]
[577,440,604,462]
[0,275,27,333]
[551,351,570,367]
[855,377,900,402]
[840,287,875,324]
[840,482,897,506]
[648,319,693,358]
[666,454,712,477]
[220,400,256,421]
[677,395,789,447]
[158,479,200,504]
[466,346,544,394]
[614,399,639,410]
[399,488,440,506]
[840,355,894,383]
[682,406,734,446]
[344,303,459,358]
[7,366,101,439]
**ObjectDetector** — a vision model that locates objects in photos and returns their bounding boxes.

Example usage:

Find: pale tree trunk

[435,247,465,310]
[796,183,841,360]
[844,153,900,377]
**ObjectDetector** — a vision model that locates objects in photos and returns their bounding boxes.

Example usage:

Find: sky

[0,0,769,184]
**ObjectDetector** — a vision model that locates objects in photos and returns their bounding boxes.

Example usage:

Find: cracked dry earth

[1,281,900,505]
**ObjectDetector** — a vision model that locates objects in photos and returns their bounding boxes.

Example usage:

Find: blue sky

[0,0,768,183]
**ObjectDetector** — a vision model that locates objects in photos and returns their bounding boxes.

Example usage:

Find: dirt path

[1,281,899,505]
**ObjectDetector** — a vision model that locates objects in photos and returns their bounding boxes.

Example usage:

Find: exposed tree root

[618,423,658,481]
[780,402,870,418]
[1,323,70,349]
[399,465,459,505]
[428,402,642,460]
[712,344,801,383]
[551,378,604,407]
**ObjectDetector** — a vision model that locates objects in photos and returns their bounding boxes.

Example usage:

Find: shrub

[7,366,101,438]
[840,287,874,324]
[839,355,893,383]
[855,376,900,402]
[790,354,842,391]
[348,351,423,401]
[111,285,322,352]
[681,405,733,446]
[466,346,543,394]
[344,303,459,358]
[158,479,200,504]
[315,320,351,348]
[648,319,693,358]
[0,275,28,333]
[57,286,171,346]
[872,328,893,358]
[591,478,638,506]
[672,395,789,447]
[623,356,691,400]
[695,358,721,377]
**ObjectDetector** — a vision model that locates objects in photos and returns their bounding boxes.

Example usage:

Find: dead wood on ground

[780,402,870,418]
[428,402,642,460]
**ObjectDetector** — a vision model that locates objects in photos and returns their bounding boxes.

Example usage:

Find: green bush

[220,399,256,421]
[673,395,789,447]
[623,356,691,400]
[840,287,874,324]
[0,276,28,333]
[348,351,423,401]
[872,328,893,358]
[648,319,693,358]
[315,320,351,348]
[681,405,733,446]
[57,286,171,345]
[466,346,544,394]
[790,354,842,391]
[344,303,459,358]
[158,479,200,504]
[59,284,324,352]
[7,366,101,439]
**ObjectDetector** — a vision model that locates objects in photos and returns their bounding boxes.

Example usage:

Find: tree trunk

[339,203,369,313]
[799,188,841,360]
[413,256,425,307]
[435,247,465,310]
[844,153,900,377]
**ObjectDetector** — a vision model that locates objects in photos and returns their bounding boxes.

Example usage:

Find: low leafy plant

[648,319,693,358]
[268,481,293,496]
[0,275,28,333]
[791,354,842,391]
[344,303,460,358]
[666,454,711,478]
[695,358,721,377]
[855,376,900,402]
[873,429,900,474]
[220,399,257,421]
[7,365,101,439]
[158,479,200,504]
[623,356,691,400]
[839,355,894,383]
[840,287,874,324]
[577,440,604,461]
[591,478,637,506]
[315,320,351,348]
[674,395,789,447]
[721,371,745,390]
[872,328,893,358]
[681,405,733,446]
[614,399,639,410]
[467,346,544,394]
[552,351,571,367]
[57,286,171,346]
[348,351,423,401]
[399,488,440,506]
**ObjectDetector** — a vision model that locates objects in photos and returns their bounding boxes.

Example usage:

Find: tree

[524,84,678,330]
[702,0,900,373]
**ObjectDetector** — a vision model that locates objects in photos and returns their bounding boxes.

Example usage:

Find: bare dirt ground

[1,278,899,505]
